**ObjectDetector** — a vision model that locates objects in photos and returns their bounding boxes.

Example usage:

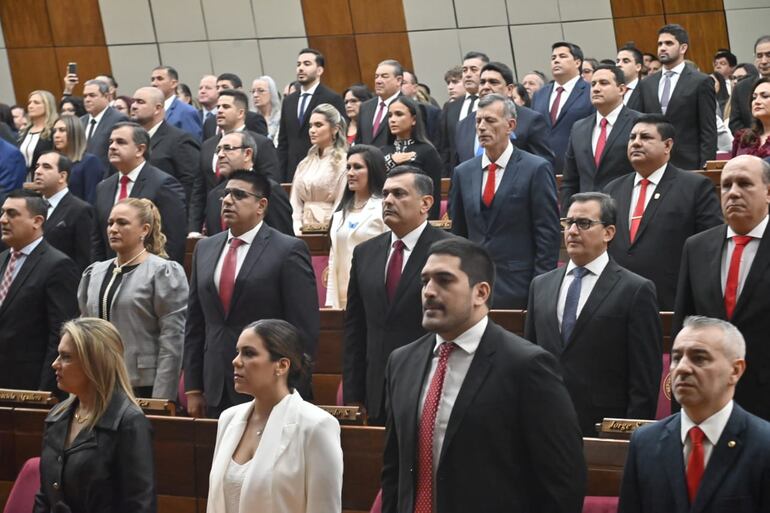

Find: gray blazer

[78,254,188,400]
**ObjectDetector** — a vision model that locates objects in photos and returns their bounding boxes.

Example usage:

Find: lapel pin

[653,192,661,200]
[728,440,736,448]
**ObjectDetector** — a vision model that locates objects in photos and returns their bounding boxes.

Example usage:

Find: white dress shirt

[45,187,69,217]
[680,400,733,469]
[592,103,624,154]
[86,106,108,140]
[623,78,639,105]
[163,95,175,111]
[297,81,320,118]
[386,220,428,276]
[549,75,581,120]
[458,92,479,122]
[657,61,686,102]
[147,120,164,138]
[557,252,610,327]
[721,215,769,296]
[214,222,263,292]
[628,164,667,226]
[374,91,401,124]
[480,141,514,194]
[113,163,144,204]
[418,315,488,478]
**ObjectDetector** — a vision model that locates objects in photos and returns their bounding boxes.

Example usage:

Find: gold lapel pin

[653,192,661,200]
[728,440,736,448]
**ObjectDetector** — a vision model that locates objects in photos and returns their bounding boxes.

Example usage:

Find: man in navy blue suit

[531,42,595,173]
[450,94,560,308]
[151,65,203,141]
[619,316,770,512]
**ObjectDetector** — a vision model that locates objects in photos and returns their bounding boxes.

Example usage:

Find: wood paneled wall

[0,0,112,105]
[301,0,413,95]
[611,0,729,73]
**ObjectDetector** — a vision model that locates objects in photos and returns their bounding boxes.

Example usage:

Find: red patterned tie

[686,426,705,503]
[594,117,608,166]
[372,101,386,136]
[0,251,21,304]
[724,235,753,319]
[549,86,564,125]
[385,240,405,302]
[414,341,457,513]
[219,238,244,314]
[118,175,130,201]
[482,162,497,207]
[629,178,650,243]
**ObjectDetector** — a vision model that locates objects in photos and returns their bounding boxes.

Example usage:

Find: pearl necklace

[101,248,147,319]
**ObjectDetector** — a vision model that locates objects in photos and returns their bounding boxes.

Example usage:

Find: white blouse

[223,458,251,513]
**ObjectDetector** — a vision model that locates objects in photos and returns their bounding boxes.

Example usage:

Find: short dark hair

[343,84,374,104]
[154,65,179,81]
[298,48,325,67]
[658,24,689,45]
[592,64,625,86]
[59,96,86,117]
[634,113,676,141]
[463,51,490,64]
[512,83,530,107]
[643,52,659,62]
[111,121,151,158]
[583,57,600,70]
[244,319,311,390]
[427,238,495,305]
[40,151,72,181]
[444,66,463,83]
[569,192,617,226]
[386,165,433,196]
[218,89,249,111]
[754,36,770,52]
[735,63,759,78]
[481,62,514,85]
[227,169,271,199]
[552,41,584,64]
[6,189,48,219]
[714,49,737,67]
[619,45,643,65]
[217,73,242,89]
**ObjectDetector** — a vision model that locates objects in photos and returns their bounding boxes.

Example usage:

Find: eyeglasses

[560,217,605,230]
[221,188,262,201]
[215,145,246,153]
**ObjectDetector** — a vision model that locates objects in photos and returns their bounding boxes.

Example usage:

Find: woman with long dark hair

[732,77,770,158]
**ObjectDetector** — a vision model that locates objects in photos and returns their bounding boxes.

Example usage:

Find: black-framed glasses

[215,145,246,153]
[560,217,605,230]
[221,188,262,201]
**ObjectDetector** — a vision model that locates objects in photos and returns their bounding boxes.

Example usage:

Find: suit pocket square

[56,221,67,228]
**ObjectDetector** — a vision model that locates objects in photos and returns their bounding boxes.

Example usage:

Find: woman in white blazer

[207,319,343,513]
[325,145,388,308]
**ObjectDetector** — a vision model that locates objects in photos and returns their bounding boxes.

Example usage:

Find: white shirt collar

[227,220,263,245]
[390,219,428,251]
[163,95,175,111]
[45,187,69,210]
[634,163,667,186]
[378,91,401,107]
[481,140,514,170]
[680,400,733,447]
[565,251,609,277]
[147,120,164,138]
[664,61,686,76]
[596,102,624,128]
[120,162,145,184]
[300,81,320,95]
[726,214,769,240]
[435,315,488,355]
[17,235,44,256]
[626,77,639,90]
[89,106,108,124]
[555,74,581,94]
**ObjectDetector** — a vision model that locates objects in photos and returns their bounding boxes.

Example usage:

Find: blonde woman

[34,318,155,513]
[78,198,187,401]
[18,90,58,177]
[290,103,348,234]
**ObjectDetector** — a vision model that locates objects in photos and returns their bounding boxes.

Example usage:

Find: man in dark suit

[0,190,79,391]
[92,122,187,264]
[151,65,203,141]
[34,152,94,271]
[561,64,640,212]
[438,51,489,175]
[526,192,662,434]
[343,165,451,425]
[619,316,770,512]
[81,79,128,170]
[635,24,716,170]
[604,114,722,310]
[203,132,292,236]
[531,41,595,173]
[130,86,200,205]
[617,46,643,110]
[356,59,404,149]
[450,94,560,308]
[201,73,268,140]
[277,48,345,181]
[383,237,586,513]
[674,155,770,421]
[729,35,770,133]
[188,89,280,233]
[184,170,318,417]
[454,61,554,166]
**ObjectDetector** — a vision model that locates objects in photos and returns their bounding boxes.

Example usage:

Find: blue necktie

[298,93,310,125]
[562,267,588,345]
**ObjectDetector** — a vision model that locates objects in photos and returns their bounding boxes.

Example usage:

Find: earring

[140,236,145,242]
[274,371,280,377]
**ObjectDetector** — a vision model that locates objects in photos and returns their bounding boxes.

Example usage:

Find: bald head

[131,86,166,128]
[720,155,770,235]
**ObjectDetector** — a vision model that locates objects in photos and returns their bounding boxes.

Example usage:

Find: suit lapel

[0,240,46,314]
[614,174,635,246]
[484,151,520,229]
[389,225,433,312]
[542,268,567,355]
[666,66,691,112]
[659,415,690,512]
[577,115,598,176]
[228,226,271,315]
[633,165,676,244]
[402,335,436,464]
[130,164,149,198]
[555,80,586,126]
[732,222,770,319]
[565,261,621,348]
[599,107,632,172]
[45,192,70,228]
[203,233,229,319]
[704,227,728,315]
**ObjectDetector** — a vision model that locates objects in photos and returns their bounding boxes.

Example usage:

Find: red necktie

[594,117,608,166]
[385,240,405,302]
[414,341,457,513]
[219,238,244,314]
[118,175,130,201]
[372,101,386,136]
[482,162,497,207]
[686,426,705,503]
[724,235,753,319]
[629,178,650,243]
[549,86,564,125]
[0,251,21,304]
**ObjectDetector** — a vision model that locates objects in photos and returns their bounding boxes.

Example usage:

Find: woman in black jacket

[34,317,156,513]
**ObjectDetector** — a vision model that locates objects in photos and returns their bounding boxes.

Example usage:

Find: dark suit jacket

[525,259,662,434]
[277,84,345,181]
[165,96,202,141]
[81,107,128,170]
[43,191,95,271]
[450,149,561,308]
[202,110,268,140]
[184,226,319,406]
[355,96,395,149]
[454,106,555,167]
[674,223,770,420]
[343,224,452,421]
[382,319,586,513]
[437,93,475,176]
[92,163,187,264]
[148,120,201,205]
[531,79,595,173]
[205,179,293,237]
[418,101,442,146]
[625,85,642,111]
[604,164,723,310]
[619,405,770,513]
[188,130,280,232]
[636,66,717,169]
[561,106,641,212]
[728,75,757,134]
[0,240,79,391]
